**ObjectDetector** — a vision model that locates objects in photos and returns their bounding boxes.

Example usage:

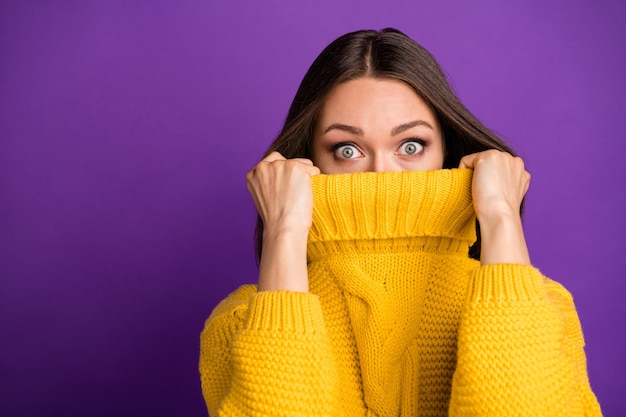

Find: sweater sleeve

[199,286,339,417]
[449,264,602,417]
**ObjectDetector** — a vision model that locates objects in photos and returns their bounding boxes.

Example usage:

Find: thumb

[458,153,477,169]
[263,151,286,163]
[302,164,321,177]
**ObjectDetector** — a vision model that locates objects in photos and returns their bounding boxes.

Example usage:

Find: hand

[246,151,321,235]
[459,150,530,224]
[246,151,320,292]
[459,150,531,265]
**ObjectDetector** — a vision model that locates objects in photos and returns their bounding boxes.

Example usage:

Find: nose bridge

[371,151,391,173]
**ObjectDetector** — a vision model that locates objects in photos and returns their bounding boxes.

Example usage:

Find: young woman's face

[312,77,445,174]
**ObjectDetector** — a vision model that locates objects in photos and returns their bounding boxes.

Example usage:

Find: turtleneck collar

[308,169,477,247]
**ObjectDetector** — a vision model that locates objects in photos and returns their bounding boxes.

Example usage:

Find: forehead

[317,77,437,126]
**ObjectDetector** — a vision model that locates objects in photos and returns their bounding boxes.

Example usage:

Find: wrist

[479,213,531,266]
[258,227,309,293]
[477,209,521,230]
[263,222,310,245]
[475,200,521,227]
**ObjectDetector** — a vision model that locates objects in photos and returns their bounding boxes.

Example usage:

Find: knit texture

[199,169,602,416]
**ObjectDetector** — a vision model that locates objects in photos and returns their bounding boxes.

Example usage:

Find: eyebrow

[323,120,434,136]
[391,120,434,136]
[323,124,364,136]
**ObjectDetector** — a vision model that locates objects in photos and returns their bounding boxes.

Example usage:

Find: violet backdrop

[1,0,624,416]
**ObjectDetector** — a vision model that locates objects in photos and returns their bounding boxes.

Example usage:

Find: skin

[246,77,531,292]
[311,77,445,174]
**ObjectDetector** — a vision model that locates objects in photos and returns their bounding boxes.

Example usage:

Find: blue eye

[398,141,424,155]
[334,144,361,159]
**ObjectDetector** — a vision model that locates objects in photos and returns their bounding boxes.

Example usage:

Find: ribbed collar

[308,169,477,245]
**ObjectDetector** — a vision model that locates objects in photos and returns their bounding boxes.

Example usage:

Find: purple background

[1,1,624,416]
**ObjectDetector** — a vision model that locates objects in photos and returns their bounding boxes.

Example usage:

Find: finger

[290,157,314,166]
[289,158,320,176]
[458,153,478,169]
[302,164,321,176]
[245,176,265,219]
[522,171,531,195]
[262,151,286,163]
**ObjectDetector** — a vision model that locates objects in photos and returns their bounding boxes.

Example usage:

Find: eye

[397,140,424,156]
[333,143,362,159]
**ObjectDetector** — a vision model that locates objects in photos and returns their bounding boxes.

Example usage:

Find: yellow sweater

[200,169,602,416]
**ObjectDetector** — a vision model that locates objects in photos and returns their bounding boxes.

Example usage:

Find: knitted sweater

[199,169,602,416]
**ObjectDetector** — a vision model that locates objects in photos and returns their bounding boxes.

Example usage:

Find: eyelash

[397,139,426,155]
[330,142,361,159]
[330,139,427,159]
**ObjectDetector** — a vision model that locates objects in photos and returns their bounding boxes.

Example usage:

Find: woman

[199,28,602,416]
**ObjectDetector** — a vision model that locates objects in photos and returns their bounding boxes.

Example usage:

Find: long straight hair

[255,28,521,262]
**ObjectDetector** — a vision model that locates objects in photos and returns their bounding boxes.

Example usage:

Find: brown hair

[255,28,521,261]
